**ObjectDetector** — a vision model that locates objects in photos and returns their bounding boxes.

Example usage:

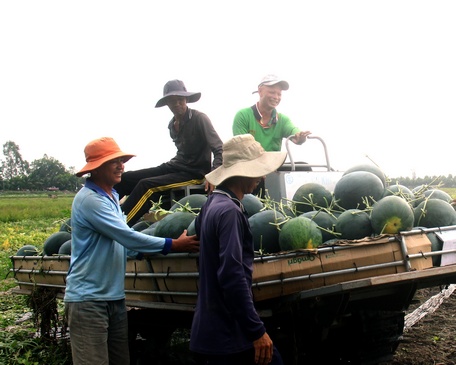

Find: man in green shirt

[232,75,311,196]
[232,74,311,152]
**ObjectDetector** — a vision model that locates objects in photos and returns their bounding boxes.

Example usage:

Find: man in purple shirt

[190,134,286,365]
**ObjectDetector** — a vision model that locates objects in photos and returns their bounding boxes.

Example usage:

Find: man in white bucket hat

[232,75,312,197]
[190,134,286,365]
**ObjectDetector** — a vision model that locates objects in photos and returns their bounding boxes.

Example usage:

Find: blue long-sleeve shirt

[64,180,172,302]
[190,188,266,355]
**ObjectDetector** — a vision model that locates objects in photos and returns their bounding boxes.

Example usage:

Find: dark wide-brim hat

[155,79,201,108]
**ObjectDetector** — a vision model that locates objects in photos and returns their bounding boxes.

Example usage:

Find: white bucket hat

[205,134,287,186]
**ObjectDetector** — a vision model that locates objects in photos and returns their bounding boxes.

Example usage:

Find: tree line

[1,140,455,192]
[0,141,82,191]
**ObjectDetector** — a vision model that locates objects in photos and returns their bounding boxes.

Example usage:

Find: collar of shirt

[168,108,192,132]
[251,103,278,127]
[85,179,119,202]
[212,187,246,214]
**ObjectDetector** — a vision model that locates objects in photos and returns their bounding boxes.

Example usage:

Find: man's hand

[253,332,274,364]
[291,131,312,145]
[171,230,199,253]
[205,180,215,194]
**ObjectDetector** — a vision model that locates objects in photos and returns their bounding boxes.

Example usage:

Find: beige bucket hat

[205,134,287,186]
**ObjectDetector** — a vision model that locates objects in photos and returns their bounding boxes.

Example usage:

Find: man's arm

[233,109,250,136]
[291,130,312,145]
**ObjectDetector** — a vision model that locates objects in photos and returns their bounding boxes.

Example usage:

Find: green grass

[443,187,456,199]
[0,192,74,279]
[0,194,73,365]
[0,192,73,222]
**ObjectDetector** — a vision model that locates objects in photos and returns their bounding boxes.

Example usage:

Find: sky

[1,1,455,179]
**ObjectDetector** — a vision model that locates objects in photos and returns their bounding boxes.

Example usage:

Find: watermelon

[58,239,72,255]
[131,220,153,232]
[370,195,414,234]
[411,184,428,195]
[43,231,72,256]
[343,164,387,187]
[426,231,443,267]
[300,210,337,242]
[154,211,196,238]
[335,209,372,240]
[59,218,72,233]
[16,244,39,256]
[187,218,196,236]
[414,199,456,228]
[279,216,322,251]
[141,222,159,236]
[278,201,298,218]
[249,210,286,253]
[414,189,453,207]
[241,194,264,217]
[382,184,415,203]
[170,194,207,213]
[334,171,384,210]
[292,183,333,214]
[322,238,341,245]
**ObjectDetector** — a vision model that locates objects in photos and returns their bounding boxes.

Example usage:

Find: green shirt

[232,105,300,152]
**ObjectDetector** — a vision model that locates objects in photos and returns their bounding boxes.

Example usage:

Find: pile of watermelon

[15,174,456,262]
[15,218,72,257]
[280,163,456,259]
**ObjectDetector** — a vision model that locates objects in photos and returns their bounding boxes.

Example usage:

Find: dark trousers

[115,163,204,227]
[65,300,130,365]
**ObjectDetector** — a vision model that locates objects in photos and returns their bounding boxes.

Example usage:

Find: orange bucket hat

[76,137,135,177]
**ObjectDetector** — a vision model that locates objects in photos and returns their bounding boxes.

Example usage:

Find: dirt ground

[382,286,456,365]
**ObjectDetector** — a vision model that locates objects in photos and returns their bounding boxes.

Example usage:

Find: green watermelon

[415,189,453,207]
[334,171,384,210]
[414,199,456,228]
[382,184,415,203]
[343,164,387,187]
[131,220,152,232]
[335,209,372,240]
[249,210,286,253]
[187,218,196,236]
[411,184,428,196]
[300,210,337,242]
[292,183,333,214]
[411,226,444,266]
[426,231,443,267]
[241,194,264,217]
[59,218,72,233]
[43,231,71,256]
[154,211,196,239]
[170,194,208,213]
[141,222,159,236]
[16,244,39,256]
[370,195,414,234]
[279,216,322,251]
[58,239,72,255]
[277,201,297,218]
